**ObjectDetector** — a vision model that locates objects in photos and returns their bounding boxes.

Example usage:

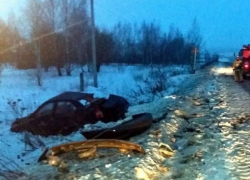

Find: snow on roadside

[0,64,191,173]
[16,63,232,180]
[1,63,240,180]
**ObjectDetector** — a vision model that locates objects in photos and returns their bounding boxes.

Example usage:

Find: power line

[0,18,89,55]
[0,0,140,56]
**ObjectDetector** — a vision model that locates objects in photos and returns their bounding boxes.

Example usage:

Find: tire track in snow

[216,74,250,180]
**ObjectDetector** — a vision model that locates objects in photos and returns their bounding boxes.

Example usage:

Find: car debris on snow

[174,109,191,120]
[38,139,146,164]
[81,113,153,140]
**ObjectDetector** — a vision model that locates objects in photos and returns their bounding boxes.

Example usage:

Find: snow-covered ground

[2,63,250,180]
[0,64,191,179]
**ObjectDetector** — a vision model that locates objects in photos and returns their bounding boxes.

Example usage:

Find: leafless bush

[65,63,77,76]
[0,153,26,180]
[27,69,43,87]
[22,132,46,151]
[146,67,168,95]
[130,66,168,104]
[168,69,183,76]
[0,135,45,179]
[133,73,144,82]
[7,99,26,119]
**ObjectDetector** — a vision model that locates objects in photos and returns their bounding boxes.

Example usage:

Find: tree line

[0,0,218,78]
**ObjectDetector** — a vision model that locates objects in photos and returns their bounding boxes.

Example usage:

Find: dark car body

[11,92,129,136]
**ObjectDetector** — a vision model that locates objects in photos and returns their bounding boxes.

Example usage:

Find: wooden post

[192,47,198,74]
[80,72,84,91]
[193,49,197,73]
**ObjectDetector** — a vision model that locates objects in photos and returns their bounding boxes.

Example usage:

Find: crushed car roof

[46,91,94,102]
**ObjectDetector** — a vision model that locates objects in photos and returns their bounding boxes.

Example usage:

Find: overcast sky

[94,0,250,53]
[1,0,249,53]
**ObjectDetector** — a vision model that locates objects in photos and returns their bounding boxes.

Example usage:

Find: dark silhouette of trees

[95,29,115,71]
[105,20,203,66]
[4,3,207,73]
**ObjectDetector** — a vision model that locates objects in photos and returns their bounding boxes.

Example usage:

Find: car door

[30,102,55,135]
[53,101,78,135]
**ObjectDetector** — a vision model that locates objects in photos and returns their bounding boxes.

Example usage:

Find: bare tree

[139,21,162,64]
[186,18,203,70]
[0,19,9,63]
[0,18,16,63]
[186,17,203,48]
[69,0,90,71]
[25,0,44,86]
[112,22,141,64]
[43,0,63,75]
[6,12,21,65]
[62,0,71,76]
[54,0,90,76]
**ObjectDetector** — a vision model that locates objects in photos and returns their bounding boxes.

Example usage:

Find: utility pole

[192,47,198,74]
[90,0,98,87]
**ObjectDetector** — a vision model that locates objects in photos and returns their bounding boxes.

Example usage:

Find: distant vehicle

[11,92,129,136]
[238,44,250,78]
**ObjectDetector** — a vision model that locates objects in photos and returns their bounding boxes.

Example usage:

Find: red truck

[238,45,250,78]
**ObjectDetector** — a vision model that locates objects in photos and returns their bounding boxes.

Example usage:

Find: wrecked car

[11,92,129,136]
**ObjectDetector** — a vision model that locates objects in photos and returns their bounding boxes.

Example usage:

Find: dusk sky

[1,0,249,53]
